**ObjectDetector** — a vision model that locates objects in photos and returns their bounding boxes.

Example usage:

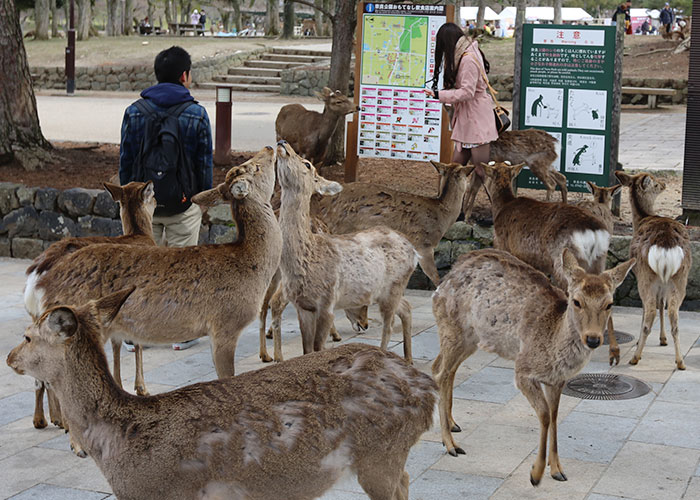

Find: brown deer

[616,171,692,370]
[24,146,282,394]
[25,181,156,431]
[462,129,566,221]
[275,87,359,166]
[276,141,416,361]
[7,287,436,500]
[482,162,621,363]
[432,248,634,485]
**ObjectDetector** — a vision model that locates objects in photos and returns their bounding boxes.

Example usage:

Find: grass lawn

[24,36,327,67]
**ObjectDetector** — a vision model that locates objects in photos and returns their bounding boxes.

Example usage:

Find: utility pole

[65,0,75,94]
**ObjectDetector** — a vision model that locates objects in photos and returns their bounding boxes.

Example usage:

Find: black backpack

[133,99,197,216]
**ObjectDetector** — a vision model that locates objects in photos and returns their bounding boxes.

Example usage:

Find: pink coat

[439,42,498,146]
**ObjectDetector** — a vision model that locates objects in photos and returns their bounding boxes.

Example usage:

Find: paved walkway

[2,257,700,499]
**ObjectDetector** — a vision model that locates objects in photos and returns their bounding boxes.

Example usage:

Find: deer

[23,147,282,426]
[432,248,634,485]
[275,87,359,166]
[276,141,416,362]
[481,161,623,364]
[461,129,566,221]
[616,171,692,370]
[25,181,156,432]
[7,287,437,500]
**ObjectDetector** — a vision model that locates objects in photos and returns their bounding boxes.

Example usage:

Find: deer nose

[586,336,601,349]
[277,140,287,145]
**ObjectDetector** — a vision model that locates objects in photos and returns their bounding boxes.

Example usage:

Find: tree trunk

[123,0,133,34]
[282,0,294,38]
[266,0,279,36]
[324,0,356,164]
[232,0,241,32]
[314,0,322,36]
[322,0,331,36]
[476,0,485,29]
[35,0,50,39]
[146,0,154,26]
[50,0,59,38]
[221,11,231,32]
[0,0,53,169]
[164,0,172,26]
[77,0,91,40]
[63,0,69,31]
[553,0,562,25]
[106,0,120,35]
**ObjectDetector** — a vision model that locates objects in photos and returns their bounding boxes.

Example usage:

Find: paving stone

[683,477,700,500]
[631,400,700,449]
[45,458,112,495]
[144,350,218,387]
[658,369,700,404]
[317,490,369,500]
[390,325,440,361]
[8,483,109,500]
[557,411,638,464]
[0,416,64,462]
[408,469,502,500]
[573,384,658,418]
[0,447,78,498]
[0,392,36,427]
[593,441,700,500]
[453,366,520,404]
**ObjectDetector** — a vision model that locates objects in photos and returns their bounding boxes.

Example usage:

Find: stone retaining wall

[29,48,265,92]
[0,182,238,259]
[280,63,355,96]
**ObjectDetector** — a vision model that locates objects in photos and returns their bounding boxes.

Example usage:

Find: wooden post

[610,14,625,216]
[344,1,364,183]
[439,5,455,163]
[511,0,526,130]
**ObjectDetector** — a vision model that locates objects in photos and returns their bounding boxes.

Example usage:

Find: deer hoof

[451,423,462,433]
[530,473,541,487]
[71,444,87,458]
[331,332,342,342]
[448,447,465,457]
[135,386,150,397]
[629,356,640,365]
[52,418,64,429]
[660,338,668,346]
[609,347,620,366]
[260,353,273,363]
[677,360,687,370]
[33,417,47,429]
[552,472,568,482]
[265,329,273,340]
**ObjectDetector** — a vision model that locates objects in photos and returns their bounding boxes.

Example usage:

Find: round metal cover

[603,330,635,346]
[563,374,651,400]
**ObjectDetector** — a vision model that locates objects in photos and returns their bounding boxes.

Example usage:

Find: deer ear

[511,163,526,178]
[192,183,226,206]
[315,179,343,196]
[562,248,585,284]
[585,181,596,193]
[430,160,447,175]
[104,183,123,202]
[140,181,155,203]
[481,162,495,177]
[642,175,653,190]
[604,258,636,289]
[316,87,332,100]
[93,287,135,327]
[610,184,622,197]
[461,164,477,177]
[614,171,633,186]
[47,307,78,342]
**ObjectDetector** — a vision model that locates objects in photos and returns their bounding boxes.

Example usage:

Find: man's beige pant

[152,203,202,247]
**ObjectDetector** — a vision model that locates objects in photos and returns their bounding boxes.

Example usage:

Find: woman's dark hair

[154,46,192,84]
[432,22,490,90]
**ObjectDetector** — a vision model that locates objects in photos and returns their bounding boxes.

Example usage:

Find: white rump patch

[571,230,609,267]
[648,245,684,283]
[24,270,45,318]
[320,439,353,471]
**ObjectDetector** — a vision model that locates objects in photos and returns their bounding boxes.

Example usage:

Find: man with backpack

[119,45,212,350]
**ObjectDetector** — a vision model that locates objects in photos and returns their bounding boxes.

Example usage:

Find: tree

[0,0,53,169]
[76,0,91,39]
[266,0,280,36]
[34,0,50,39]
[106,0,120,35]
[122,0,134,34]
[476,0,485,29]
[553,0,562,24]
[282,0,295,38]
[50,0,60,38]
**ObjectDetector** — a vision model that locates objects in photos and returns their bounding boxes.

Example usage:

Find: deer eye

[304,162,312,170]
[573,299,582,308]
[606,303,613,310]
[24,335,31,343]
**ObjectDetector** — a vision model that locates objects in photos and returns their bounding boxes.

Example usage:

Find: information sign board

[517,24,618,192]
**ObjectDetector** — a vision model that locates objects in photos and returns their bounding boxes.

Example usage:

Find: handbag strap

[469,53,504,109]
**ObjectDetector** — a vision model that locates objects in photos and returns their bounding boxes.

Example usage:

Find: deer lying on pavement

[277,141,416,361]
[7,287,436,500]
[25,181,156,431]
[432,248,634,485]
[24,147,282,399]
[482,162,621,363]
[616,171,692,369]
[275,87,359,166]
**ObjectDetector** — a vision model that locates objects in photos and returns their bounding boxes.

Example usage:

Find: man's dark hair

[154,46,192,84]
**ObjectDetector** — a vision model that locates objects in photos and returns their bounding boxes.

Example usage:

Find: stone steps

[198,82,281,92]
[244,59,301,70]
[227,67,281,77]
[212,75,282,85]
[261,53,330,64]
[271,47,332,57]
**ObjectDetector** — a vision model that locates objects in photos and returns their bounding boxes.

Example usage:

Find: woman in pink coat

[425,23,497,217]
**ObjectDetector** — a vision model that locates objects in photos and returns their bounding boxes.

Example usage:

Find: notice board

[345,3,454,181]
[517,24,618,193]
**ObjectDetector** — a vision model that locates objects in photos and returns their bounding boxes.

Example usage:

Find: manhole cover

[603,330,635,345]
[563,374,651,400]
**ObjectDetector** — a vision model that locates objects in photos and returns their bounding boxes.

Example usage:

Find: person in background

[612,1,631,33]
[660,3,674,34]
[190,9,200,26]
[198,9,207,35]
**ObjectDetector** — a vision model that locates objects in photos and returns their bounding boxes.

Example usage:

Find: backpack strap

[133,98,194,118]
[133,98,156,117]
[166,101,196,119]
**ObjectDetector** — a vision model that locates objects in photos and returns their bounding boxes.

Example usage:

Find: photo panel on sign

[565,133,605,175]
[524,87,564,128]
[567,89,607,131]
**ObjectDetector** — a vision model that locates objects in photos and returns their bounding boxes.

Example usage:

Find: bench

[168,22,204,36]
[621,86,677,109]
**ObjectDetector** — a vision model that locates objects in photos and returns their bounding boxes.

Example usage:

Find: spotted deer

[275,87,359,166]
[616,171,692,370]
[276,141,416,361]
[432,248,634,485]
[7,287,436,500]
[25,181,156,431]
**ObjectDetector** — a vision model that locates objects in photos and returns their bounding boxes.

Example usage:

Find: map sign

[357,3,446,162]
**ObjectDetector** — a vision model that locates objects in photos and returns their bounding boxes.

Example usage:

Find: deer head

[276,141,342,198]
[315,87,360,116]
[481,161,525,197]
[7,287,135,384]
[561,248,635,350]
[104,181,156,228]
[585,181,621,208]
[345,307,369,332]
[430,160,477,196]
[193,146,276,207]
[615,171,666,215]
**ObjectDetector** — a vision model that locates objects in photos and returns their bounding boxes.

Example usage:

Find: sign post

[516,24,620,194]
[345,2,454,182]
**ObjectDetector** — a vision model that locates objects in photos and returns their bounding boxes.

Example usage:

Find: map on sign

[362,15,429,87]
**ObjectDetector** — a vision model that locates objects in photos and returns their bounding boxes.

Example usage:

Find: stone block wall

[280,63,355,96]
[29,48,265,92]
[0,182,237,259]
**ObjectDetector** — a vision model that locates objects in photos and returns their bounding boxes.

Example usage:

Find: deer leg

[378,301,397,351]
[47,386,63,428]
[329,322,342,342]
[607,315,620,366]
[356,452,410,500]
[461,175,483,222]
[134,345,149,396]
[516,374,550,487]
[313,308,335,352]
[269,286,288,361]
[630,302,656,365]
[552,171,568,204]
[417,247,440,287]
[668,296,685,370]
[296,307,316,355]
[110,338,124,389]
[658,297,667,346]
[33,380,47,429]
[396,298,413,364]
[544,381,567,481]
[212,335,240,378]
[259,275,280,360]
